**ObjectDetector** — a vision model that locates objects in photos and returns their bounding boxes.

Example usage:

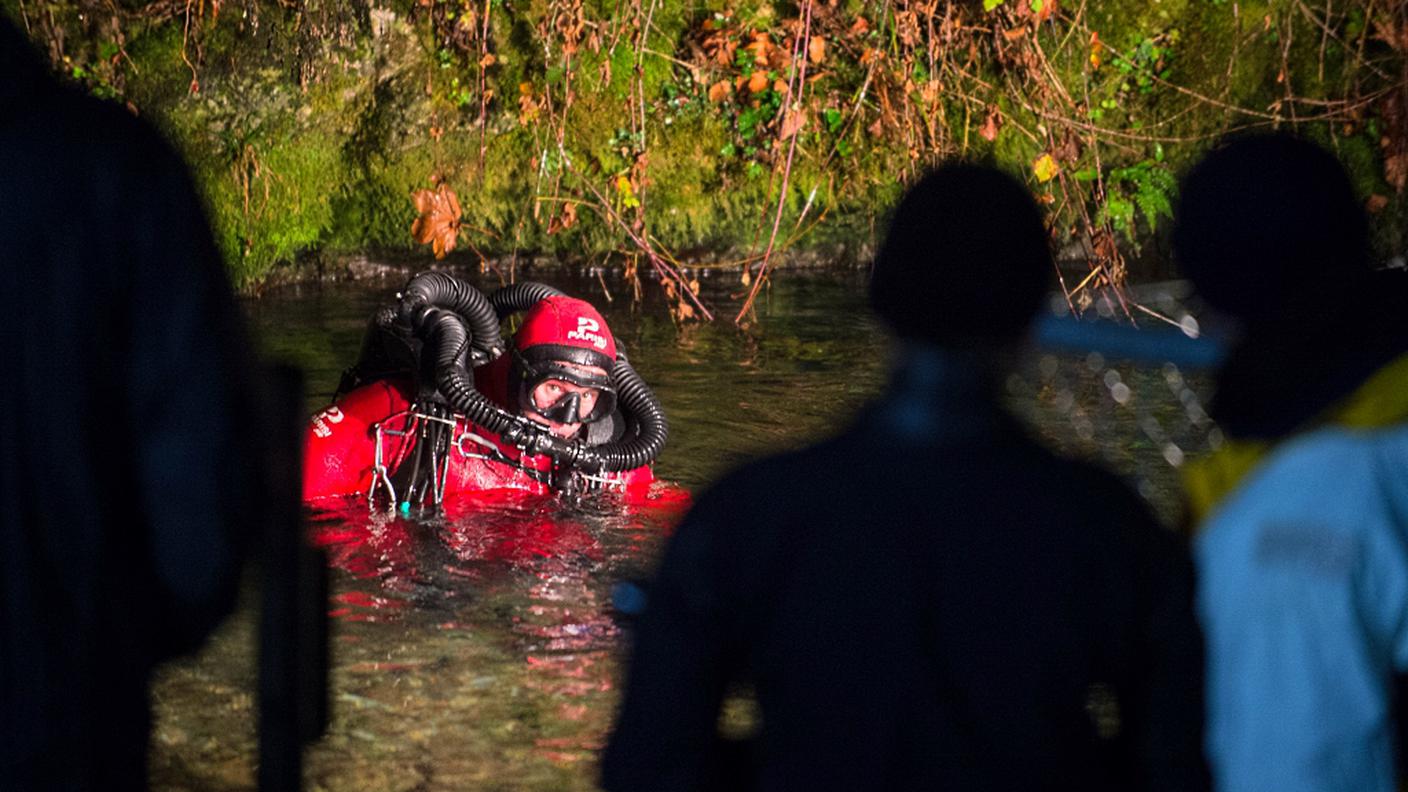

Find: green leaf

[823,108,844,133]
[983,0,1005,11]
[1030,0,1044,14]
[1073,168,1099,182]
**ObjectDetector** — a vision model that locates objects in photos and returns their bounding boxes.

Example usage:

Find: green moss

[9,0,1405,286]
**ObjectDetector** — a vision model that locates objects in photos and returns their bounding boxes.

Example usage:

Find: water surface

[149,269,1215,790]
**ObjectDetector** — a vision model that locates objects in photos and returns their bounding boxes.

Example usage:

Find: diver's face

[526,364,606,438]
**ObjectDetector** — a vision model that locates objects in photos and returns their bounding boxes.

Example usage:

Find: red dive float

[303,275,677,510]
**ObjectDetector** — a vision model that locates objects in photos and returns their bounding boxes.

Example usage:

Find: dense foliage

[7,0,1405,317]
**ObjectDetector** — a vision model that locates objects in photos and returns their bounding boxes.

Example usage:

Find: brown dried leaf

[445,185,462,218]
[747,70,770,93]
[708,80,733,103]
[1003,26,1027,42]
[412,189,435,215]
[780,108,807,139]
[895,10,920,47]
[746,32,773,65]
[479,52,497,68]
[410,184,463,259]
[920,80,942,105]
[1367,194,1390,214]
[547,202,579,234]
[1386,153,1408,193]
[718,39,739,67]
[979,107,1002,142]
[808,36,827,64]
[849,15,870,38]
[1054,133,1082,163]
[1372,17,1408,51]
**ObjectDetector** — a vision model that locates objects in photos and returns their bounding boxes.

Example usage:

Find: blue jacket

[1188,271,1408,791]
[1196,421,1408,791]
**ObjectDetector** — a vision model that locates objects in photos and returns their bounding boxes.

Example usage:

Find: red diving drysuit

[303,284,664,506]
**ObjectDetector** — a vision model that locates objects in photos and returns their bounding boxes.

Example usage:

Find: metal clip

[366,422,397,511]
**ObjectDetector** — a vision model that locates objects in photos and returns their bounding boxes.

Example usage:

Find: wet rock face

[15,0,1406,289]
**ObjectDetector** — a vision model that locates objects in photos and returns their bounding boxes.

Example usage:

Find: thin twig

[736,0,815,324]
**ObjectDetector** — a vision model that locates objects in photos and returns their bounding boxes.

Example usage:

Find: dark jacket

[603,350,1208,791]
[0,20,261,790]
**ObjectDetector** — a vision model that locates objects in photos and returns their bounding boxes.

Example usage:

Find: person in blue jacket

[1176,133,1408,792]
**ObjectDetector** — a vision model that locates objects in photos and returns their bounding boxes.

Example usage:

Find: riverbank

[7,0,1405,293]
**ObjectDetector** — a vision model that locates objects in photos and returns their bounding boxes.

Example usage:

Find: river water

[147,268,1216,791]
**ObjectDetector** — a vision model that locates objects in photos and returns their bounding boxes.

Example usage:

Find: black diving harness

[353,273,668,511]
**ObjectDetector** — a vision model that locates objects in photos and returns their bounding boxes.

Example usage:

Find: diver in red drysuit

[303,277,667,506]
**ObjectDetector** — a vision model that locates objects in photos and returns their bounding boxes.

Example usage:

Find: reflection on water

[148,269,1214,790]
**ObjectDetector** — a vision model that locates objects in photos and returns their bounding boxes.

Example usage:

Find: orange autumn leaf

[1385,153,1407,193]
[410,183,462,260]
[547,201,578,234]
[708,80,733,103]
[808,36,827,64]
[849,16,870,38]
[979,107,1003,141]
[1003,27,1027,42]
[745,32,773,66]
[780,108,807,139]
[1089,31,1103,69]
[747,70,770,93]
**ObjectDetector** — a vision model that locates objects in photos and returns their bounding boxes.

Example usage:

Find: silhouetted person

[0,19,262,791]
[603,162,1209,791]
[1176,133,1408,792]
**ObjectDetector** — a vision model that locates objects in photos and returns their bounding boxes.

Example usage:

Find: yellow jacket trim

[1184,352,1408,523]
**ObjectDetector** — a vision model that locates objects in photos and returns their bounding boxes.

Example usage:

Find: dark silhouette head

[870,162,1052,347]
[1173,133,1370,325]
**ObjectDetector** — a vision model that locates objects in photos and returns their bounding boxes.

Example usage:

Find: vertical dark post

[259,364,329,792]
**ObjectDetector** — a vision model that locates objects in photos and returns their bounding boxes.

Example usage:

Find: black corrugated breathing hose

[401,271,505,364]
[581,355,668,471]
[490,281,566,320]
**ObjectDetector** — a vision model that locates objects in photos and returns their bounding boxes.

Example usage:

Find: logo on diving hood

[565,317,609,350]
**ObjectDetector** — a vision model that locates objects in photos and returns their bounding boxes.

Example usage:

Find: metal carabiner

[366,422,398,511]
